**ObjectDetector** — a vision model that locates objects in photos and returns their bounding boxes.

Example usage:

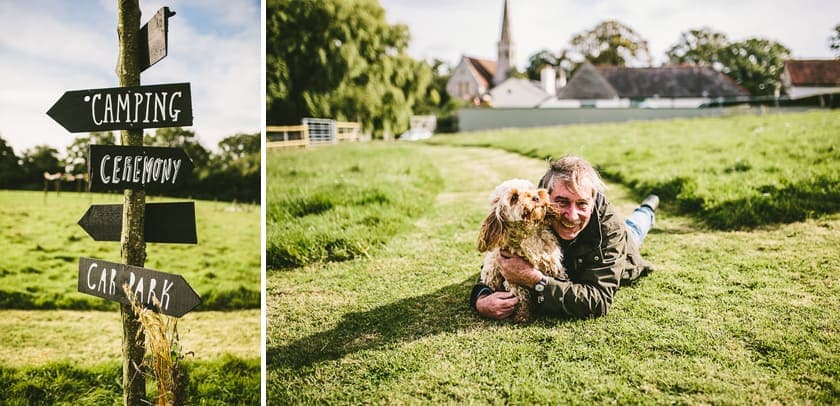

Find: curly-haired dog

[477,179,566,323]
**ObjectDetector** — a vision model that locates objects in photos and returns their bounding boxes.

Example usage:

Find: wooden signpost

[46,3,201,403]
[87,144,194,192]
[78,257,201,318]
[78,202,197,244]
[46,82,193,133]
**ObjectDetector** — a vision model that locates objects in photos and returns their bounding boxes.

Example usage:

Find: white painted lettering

[169,91,182,121]
[160,279,173,310]
[117,94,130,123]
[103,94,114,123]
[91,94,103,125]
[97,266,108,293]
[152,159,162,181]
[147,278,158,305]
[109,268,117,296]
[153,92,167,123]
[100,155,111,183]
[122,156,132,182]
[143,156,155,184]
[143,92,152,123]
[171,160,181,183]
[112,156,122,184]
[134,92,144,122]
[86,263,98,290]
[161,159,172,182]
[134,276,145,302]
[133,155,143,183]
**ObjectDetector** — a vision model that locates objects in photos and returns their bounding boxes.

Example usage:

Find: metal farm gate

[302,118,335,145]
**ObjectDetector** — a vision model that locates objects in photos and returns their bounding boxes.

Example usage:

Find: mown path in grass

[267,143,839,404]
[0,309,259,367]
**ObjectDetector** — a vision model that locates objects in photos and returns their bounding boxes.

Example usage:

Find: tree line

[0,128,259,203]
[267,0,840,136]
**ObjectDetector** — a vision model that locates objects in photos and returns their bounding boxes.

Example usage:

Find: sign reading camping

[78,257,201,318]
[47,82,193,133]
[88,144,194,192]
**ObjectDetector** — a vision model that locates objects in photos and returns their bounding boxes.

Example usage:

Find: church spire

[494,0,515,86]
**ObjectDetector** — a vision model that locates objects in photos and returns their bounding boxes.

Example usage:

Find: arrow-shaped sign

[78,257,201,317]
[47,82,192,133]
[78,202,197,244]
[88,144,194,192]
[139,7,175,72]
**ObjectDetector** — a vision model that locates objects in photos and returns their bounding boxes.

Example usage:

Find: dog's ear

[508,188,520,205]
[477,210,504,252]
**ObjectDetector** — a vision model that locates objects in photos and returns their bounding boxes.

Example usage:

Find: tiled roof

[784,59,840,86]
[466,57,496,89]
[557,62,618,99]
[596,65,750,98]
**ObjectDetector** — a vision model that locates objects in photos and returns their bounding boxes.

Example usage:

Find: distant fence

[267,118,360,149]
[456,106,817,132]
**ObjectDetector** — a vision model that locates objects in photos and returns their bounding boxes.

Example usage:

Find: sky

[0,0,260,155]
[378,0,840,69]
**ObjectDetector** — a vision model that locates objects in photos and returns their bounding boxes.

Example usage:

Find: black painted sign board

[78,202,197,244]
[139,7,175,72]
[47,82,192,133]
[88,144,194,192]
[78,256,201,317]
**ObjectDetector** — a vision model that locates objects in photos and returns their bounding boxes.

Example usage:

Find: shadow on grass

[268,275,484,369]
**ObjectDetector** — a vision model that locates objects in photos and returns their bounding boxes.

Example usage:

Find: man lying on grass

[470,155,659,320]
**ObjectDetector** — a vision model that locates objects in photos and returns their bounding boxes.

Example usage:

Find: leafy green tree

[64,131,115,174]
[568,20,652,66]
[217,132,260,164]
[666,28,729,67]
[20,145,62,187]
[830,23,840,58]
[525,49,560,81]
[266,0,433,137]
[0,135,25,188]
[719,38,791,96]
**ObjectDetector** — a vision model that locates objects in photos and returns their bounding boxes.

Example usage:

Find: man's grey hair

[538,155,606,198]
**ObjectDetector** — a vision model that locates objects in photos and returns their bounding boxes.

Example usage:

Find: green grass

[0,190,260,310]
[0,356,259,405]
[266,116,839,404]
[427,110,840,230]
[266,143,443,269]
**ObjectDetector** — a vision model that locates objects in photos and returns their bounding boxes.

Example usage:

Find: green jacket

[470,193,652,319]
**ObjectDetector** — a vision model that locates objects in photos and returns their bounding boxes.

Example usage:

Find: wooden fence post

[116,0,147,404]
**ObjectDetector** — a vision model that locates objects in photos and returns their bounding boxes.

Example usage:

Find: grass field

[0,190,260,310]
[0,191,261,404]
[266,111,839,404]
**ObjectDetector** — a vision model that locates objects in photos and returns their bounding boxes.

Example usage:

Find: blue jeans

[625,206,655,249]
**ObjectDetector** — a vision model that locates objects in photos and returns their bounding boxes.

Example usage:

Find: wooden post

[116,0,147,404]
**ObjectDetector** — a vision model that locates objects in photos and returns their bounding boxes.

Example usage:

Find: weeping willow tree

[267,0,432,138]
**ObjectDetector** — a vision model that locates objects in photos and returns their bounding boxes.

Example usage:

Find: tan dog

[478,179,566,323]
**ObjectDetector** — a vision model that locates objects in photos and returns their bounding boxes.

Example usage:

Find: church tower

[493,0,515,86]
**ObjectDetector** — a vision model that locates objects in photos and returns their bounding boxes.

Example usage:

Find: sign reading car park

[47,82,193,133]
[78,257,201,318]
[88,144,194,192]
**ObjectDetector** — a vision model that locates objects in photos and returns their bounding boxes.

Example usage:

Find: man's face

[549,181,595,240]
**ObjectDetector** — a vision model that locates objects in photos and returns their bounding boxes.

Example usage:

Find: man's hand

[498,251,542,287]
[475,291,518,319]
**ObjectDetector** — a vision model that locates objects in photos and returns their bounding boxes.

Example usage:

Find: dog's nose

[532,196,540,202]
